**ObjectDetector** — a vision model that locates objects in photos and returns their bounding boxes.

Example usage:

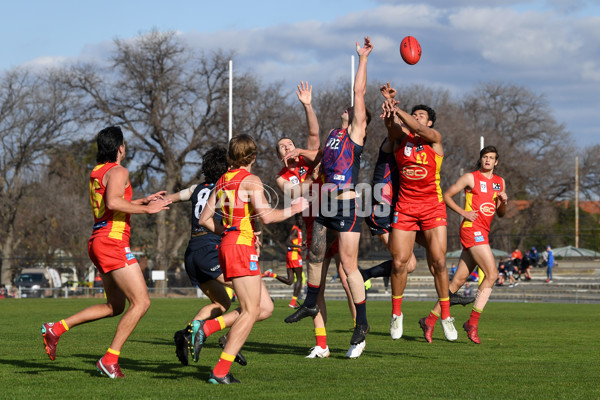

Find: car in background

[14,267,62,298]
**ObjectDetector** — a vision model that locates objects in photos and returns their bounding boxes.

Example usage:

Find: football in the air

[400,36,421,65]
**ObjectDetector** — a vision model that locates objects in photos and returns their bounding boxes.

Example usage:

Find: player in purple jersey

[285,36,373,359]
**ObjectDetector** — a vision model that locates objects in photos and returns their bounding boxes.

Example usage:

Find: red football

[400,36,421,65]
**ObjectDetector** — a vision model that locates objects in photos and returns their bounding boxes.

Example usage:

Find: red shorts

[88,236,137,274]
[391,201,447,231]
[218,244,261,281]
[286,254,303,269]
[460,227,489,249]
[325,238,339,258]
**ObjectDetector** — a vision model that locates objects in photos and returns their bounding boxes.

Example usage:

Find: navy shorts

[315,197,362,233]
[184,242,222,286]
[365,202,393,236]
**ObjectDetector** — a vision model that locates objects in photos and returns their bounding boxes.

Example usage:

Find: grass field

[0,298,598,399]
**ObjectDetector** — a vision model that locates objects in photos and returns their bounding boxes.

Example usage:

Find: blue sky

[2,0,599,147]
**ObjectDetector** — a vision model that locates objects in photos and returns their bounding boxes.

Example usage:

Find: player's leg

[285,221,328,322]
[95,262,150,377]
[306,255,332,359]
[208,274,263,383]
[422,225,456,341]
[336,259,356,323]
[389,228,416,339]
[462,244,498,344]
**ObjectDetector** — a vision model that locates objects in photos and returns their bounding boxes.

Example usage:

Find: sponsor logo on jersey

[474,231,482,236]
[416,142,424,152]
[480,182,488,192]
[125,247,131,253]
[249,261,258,271]
[493,183,501,191]
[337,131,345,138]
[404,142,414,157]
[333,174,345,181]
[299,167,307,176]
[401,165,428,180]
[474,235,484,242]
[393,212,398,224]
[479,202,496,216]
[210,265,220,272]
[250,254,259,261]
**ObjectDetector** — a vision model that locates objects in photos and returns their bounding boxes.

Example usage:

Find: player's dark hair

[202,146,228,184]
[411,105,436,128]
[476,145,499,171]
[96,126,124,163]
[276,137,296,158]
[228,134,257,169]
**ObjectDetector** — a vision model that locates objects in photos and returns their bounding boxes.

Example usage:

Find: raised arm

[296,81,320,151]
[349,36,373,146]
[443,173,477,222]
[393,106,443,155]
[105,166,171,214]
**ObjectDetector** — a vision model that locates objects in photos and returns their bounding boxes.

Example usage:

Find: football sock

[469,308,482,327]
[473,287,492,311]
[439,297,450,319]
[303,284,320,308]
[289,296,297,307]
[54,320,69,336]
[203,316,226,338]
[354,300,368,326]
[425,310,440,326]
[212,351,235,378]
[102,348,120,365]
[315,327,327,348]
[392,295,403,316]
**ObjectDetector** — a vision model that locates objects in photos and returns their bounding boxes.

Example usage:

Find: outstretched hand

[296,81,312,105]
[143,190,167,204]
[356,36,373,57]
[380,82,397,100]
[380,98,399,119]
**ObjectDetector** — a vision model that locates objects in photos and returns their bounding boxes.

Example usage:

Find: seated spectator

[520,255,532,280]
[448,263,457,281]
[527,246,539,268]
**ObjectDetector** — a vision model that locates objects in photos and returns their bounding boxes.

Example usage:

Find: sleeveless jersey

[215,169,256,247]
[287,225,302,261]
[277,156,313,186]
[321,128,363,192]
[461,170,504,233]
[372,140,398,206]
[189,183,221,248]
[89,163,132,241]
[394,133,443,204]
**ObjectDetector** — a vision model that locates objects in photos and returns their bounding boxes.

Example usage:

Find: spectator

[519,254,532,281]
[545,245,555,283]
[448,263,457,281]
[511,248,522,270]
[464,282,473,297]
[528,247,539,268]
[496,258,509,286]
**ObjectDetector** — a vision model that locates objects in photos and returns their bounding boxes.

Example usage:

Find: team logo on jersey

[474,235,485,243]
[479,202,496,216]
[289,176,300,186]
[333,174,345,181]
[249,261,258,271]
[480,182,488,193]
[299,167,307,176]
[493,183,501,191]
[401,165,428,180]
[404,142,414,157]
[125,247,135,261]
[337,131,345,138]
[416,142,424,152]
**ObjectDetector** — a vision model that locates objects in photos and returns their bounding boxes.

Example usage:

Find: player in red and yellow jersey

[430,146,507,344]
[382,93,458,343]
[41,126,171,378]
[198,134,307,384]
[263,215,306,308]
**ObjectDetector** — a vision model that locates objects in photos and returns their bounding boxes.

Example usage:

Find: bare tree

[0,69,75,285]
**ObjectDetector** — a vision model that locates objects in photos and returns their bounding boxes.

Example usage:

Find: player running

[167,146,246,366]
[198,134,307,384]
[381,91,458,343]
[41,126,171,378]
[425,146,507,343]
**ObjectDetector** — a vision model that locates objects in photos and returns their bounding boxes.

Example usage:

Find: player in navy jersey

[166,146,246,367]
[285,36,373,359]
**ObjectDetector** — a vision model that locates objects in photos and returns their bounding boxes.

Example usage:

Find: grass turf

[0,298,597,399]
